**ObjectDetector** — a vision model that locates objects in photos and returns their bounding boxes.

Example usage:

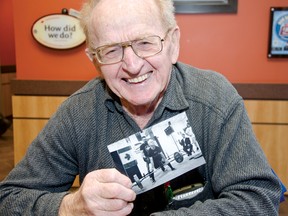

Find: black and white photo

[108,112,206,194]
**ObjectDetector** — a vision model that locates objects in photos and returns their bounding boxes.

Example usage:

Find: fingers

[83,168,136,201]
[86,196,134,213]
[60,169,136,216]
[77,168,136,215]
[94,181,136,201]
[93,168,133,188]
[91,202,134,216]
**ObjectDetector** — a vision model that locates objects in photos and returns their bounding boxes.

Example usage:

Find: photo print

[107,112,206,195]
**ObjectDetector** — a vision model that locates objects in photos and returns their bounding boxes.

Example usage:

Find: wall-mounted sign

[32,11,86,49]
[268,7,288,58]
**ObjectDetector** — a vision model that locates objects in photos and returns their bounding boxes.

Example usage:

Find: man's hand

[59,168,136,216]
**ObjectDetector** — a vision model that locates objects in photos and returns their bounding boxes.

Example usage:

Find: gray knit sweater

[0,62,281,215]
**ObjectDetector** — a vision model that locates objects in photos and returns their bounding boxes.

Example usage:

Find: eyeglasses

[90,30,170,65]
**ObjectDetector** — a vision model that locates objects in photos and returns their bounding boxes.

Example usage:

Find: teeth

[128,73,149,83]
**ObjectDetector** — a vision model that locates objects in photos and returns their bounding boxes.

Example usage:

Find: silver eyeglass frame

[89,29,171,65]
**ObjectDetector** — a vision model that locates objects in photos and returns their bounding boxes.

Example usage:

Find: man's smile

[125,72,152,84]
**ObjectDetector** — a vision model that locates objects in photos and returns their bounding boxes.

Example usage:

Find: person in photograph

[0,0,282,215]
[185,126,200,151]
[139,139,156,183]
[146,139,175,173]
[179,132,194,156]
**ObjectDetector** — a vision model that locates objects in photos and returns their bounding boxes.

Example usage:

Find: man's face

[89,0,180,108]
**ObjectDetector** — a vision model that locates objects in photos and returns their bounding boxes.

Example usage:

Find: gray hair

[80,0,177,47]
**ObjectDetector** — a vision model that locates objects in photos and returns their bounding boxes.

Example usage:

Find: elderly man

[0,0,281,215]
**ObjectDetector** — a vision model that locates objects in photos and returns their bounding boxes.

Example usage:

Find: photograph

[108,112,206,194]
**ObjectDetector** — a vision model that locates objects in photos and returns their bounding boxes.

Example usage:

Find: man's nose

[121,46,143,73]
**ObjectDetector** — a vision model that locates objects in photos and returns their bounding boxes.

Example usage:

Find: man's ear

[85,48,94,62]
[85,48,103,76]
[170,26,180,64]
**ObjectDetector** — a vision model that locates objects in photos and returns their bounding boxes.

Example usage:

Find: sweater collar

[159,65,189,111]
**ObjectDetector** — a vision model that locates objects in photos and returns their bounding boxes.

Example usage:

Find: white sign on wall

[32,11,86,49]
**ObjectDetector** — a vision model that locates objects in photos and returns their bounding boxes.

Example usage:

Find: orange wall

[10,0,288,83]
[177,0,288,83]
[11,0,97,80]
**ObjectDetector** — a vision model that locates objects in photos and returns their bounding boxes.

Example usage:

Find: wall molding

[0,65,16,73]
[11,80,288,100]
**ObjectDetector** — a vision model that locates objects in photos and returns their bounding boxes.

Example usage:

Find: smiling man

[85,0,180,129]
[0,0,282,216]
